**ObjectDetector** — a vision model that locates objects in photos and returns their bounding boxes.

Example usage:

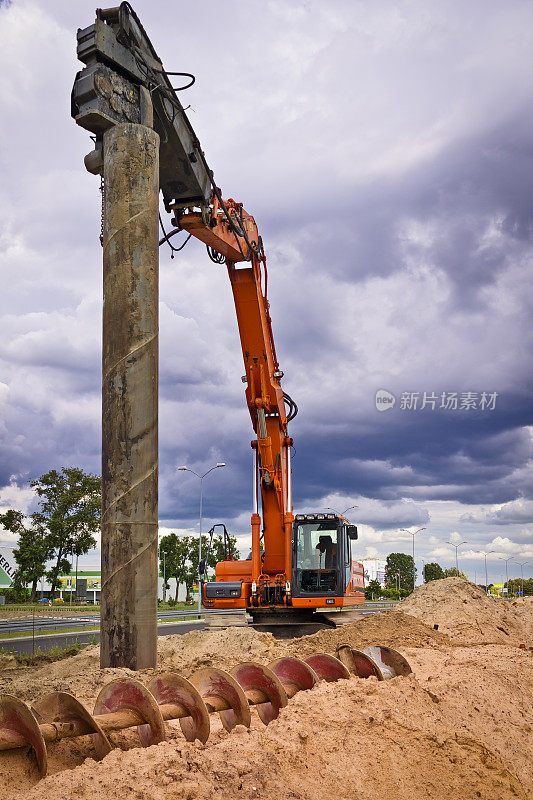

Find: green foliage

[31,468,100,596]
[0,509,51,601]
[423,562,445,582]
[380,585,410,600]
[364,579,382,600]
[159,531,240,601]
[159,533,193,601]
[444,567,468,579]
[0,585,30,604]
[506,577,533,596]
[167,597,177,607]
[385,553,416,592]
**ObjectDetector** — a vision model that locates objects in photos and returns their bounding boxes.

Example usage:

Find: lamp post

[477,551,495,594]
[516,562,528,597]
[499,556,514,598]
[178,462,226,615]
[400,527,426,591]
[446,540,468,575]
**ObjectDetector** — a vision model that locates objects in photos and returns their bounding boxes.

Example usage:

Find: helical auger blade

[0,645,411,779]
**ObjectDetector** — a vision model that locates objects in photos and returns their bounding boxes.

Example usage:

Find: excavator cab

[291,513,358,599]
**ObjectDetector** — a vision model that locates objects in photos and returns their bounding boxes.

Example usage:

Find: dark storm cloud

[264,109,533,307]
[0,0,532,565]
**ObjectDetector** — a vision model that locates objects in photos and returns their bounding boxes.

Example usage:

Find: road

[0,609,208,636]
[5,620,206,656]
[0,602,394,637]
[1,603,394,655]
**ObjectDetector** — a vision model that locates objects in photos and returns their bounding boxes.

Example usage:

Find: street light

[517,562,528,597]
[400,527,426,591]
[178,462,226,615]
[499,556,514,598]
[477,551,495,594]
[446,540,468,574]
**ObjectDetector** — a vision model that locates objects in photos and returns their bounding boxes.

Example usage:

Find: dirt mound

[0,605,532,800]
[510,595,533,608]
[157,627,281,676]
[399,577,533,644]
[0,609,461,702]
[0,654,17,671]
[1,643,528,800]
[285,609,451,657]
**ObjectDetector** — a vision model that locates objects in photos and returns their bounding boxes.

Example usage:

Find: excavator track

[0,645,411,780]
[249,608,338,639]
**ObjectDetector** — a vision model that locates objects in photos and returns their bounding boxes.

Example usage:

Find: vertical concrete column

[100,122,159,669]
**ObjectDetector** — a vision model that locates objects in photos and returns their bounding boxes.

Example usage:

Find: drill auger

[0,646,410,779]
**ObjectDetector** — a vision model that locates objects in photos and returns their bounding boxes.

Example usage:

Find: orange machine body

[177,195,365,621]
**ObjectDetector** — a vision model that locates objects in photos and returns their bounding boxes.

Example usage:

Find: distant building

[1,563,186,603]
[52,570,187,603]
[362,558,387,587]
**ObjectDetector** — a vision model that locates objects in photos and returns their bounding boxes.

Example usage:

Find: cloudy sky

[0,0,532,586]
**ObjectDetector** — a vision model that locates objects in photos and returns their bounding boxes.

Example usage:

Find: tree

[444,567,468,579]
[208,533,240,578]
[159,531,240,602]
[507,577,533,596]
[31,468,100,597]
[365,579,382,600]
[159,533,191,601]
[423,562,445,583]
[0,510,51,602]
[385,553,415,593]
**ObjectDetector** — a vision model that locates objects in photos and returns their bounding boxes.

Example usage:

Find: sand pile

[0,610,451,702]
[0,643,529,800]
[0,654,17,672]
[157,627,281,676]
[284,608,451,657]
[0,598,531,800]
[399,577,532,644]
[510,595,533,608]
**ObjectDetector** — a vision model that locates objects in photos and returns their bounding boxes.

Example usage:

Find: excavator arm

[178,198,295,598]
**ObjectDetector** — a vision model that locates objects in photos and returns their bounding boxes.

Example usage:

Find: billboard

[0,553,15,587]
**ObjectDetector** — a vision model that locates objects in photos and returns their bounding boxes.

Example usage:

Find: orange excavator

[71,2,365,635]
[175,199,365,634]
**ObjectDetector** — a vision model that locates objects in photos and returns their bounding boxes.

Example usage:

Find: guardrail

[0,609,245,638]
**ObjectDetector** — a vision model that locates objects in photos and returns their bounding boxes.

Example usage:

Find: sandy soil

[0,579,531,800]
[399,577,533,645]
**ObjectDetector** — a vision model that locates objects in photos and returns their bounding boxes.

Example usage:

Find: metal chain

[99,173,105,246]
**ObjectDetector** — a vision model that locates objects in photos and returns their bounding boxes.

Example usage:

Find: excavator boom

[178,196,365,631]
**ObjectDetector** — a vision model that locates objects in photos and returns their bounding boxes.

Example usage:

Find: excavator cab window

[292,520,342,596]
